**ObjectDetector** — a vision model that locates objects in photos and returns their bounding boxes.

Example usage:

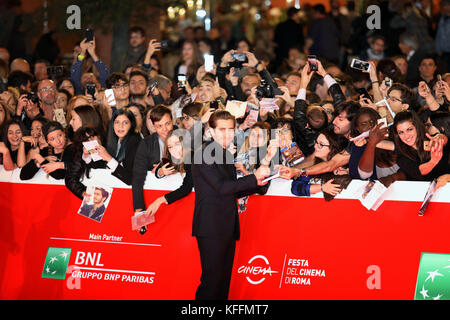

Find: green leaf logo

[41,247,72,280]
[414,252,450,300]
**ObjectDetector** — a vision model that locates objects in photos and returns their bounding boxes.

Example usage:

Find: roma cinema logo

[238,255,278,285]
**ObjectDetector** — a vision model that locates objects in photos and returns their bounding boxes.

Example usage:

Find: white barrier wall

[0,165,449,204]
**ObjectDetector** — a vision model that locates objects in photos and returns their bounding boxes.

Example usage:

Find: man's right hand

[254,165,270,186]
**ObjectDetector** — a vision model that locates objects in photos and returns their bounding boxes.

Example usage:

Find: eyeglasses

[315,140,330,149]
[39,87,56,93]
[387,95,402,103]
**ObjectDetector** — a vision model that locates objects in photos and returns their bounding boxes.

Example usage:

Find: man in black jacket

[191,110,270,300]
[132,105,174,212]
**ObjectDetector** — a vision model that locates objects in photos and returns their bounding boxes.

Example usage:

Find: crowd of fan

[0,3,449,218]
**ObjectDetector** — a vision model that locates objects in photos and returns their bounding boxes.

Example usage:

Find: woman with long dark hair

[65,126,107,199]
[0,119,28,170]
[392,110,448,181]
[68,104,105,141]
[173,40,203,87]
[96,108,142,185]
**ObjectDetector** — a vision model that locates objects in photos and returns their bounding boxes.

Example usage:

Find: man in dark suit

[191,110,270,300]
[78,187,109,222]
[132,105,174,212]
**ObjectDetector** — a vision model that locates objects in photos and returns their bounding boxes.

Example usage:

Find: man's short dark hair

[273,117,292,130]
[370,34,385,45]
[129,69,148,84]
[333,101,360,122]
[95,187,109,200]
[150,105,172,124]
[388,83,418,111]
[34,59,50,67]
[105,72,129,89]
[287,7,300,18]
[8,70,33,89]
[208,110,236,129]
[419,54,437,66]
[129,26,145,37]
[313,4,326,15]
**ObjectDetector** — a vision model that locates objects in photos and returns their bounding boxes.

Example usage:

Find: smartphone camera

[351,58,370,72]
[155,40,169,50]
[210,100,219,110]
[308,55,318,72]
[85,83,96,97]
[177,75,187,88]
[85,28,94,42]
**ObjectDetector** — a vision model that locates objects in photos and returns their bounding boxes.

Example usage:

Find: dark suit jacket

[110,133,142,185]
[132,132,163,211]
[79,204,106,222]
[65,156,107,200]
[191,141,264,240]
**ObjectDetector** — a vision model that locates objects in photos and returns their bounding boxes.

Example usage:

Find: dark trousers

[195,236,236,300]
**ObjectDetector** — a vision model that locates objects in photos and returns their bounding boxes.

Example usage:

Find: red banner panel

[0,171,449,299]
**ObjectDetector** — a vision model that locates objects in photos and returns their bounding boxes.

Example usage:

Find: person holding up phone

[142,39,162,78]
[70,34,110,95]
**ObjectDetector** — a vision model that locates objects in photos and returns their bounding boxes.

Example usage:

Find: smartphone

[307,55,318,72]
[104,88,117,106]
[384,78,392,87]
[437,74,442,89]
[424,140,431,152]
[86,83,96,97]
[231,52,247,62]
[350,58,371,72]
[210,100,219,110]
[53,108,67,127]
[155,40,169,50]
[204,54,214,72]
[148,81,158,97]
[356,87,373,102]
[85,28,94,42]
[161,157,173,167]
[177,74,187,88]
[377,117,387,129]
